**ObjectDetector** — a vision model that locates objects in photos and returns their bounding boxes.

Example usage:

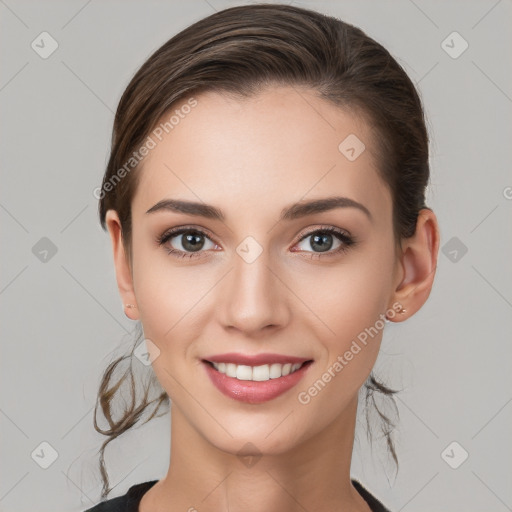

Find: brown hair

[94,3,430,498]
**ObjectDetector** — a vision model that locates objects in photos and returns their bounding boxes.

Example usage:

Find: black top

[83,479,391,512]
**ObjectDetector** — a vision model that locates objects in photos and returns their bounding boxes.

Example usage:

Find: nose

[218,245,290,336]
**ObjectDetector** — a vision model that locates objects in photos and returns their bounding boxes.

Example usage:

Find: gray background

[1,1,511,511]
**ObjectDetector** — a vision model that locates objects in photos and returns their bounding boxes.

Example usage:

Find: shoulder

[351,479,392,512]
[82,480,159,512]
[82,494,126,512]
[83,479,389,512]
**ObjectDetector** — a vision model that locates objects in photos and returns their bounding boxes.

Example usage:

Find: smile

[206,361,309,381]
[202,359,314,404]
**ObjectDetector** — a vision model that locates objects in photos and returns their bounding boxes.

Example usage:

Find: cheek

[131,257,209,399]
[291,263,391,445]
[131,243,183,340]
[294,244,394,384]
[131,243,216,357]
[134,270,200,341]
[298,248,391,333]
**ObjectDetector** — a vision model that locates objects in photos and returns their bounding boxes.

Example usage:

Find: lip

[202,359,314,404]
[203,352,312,366]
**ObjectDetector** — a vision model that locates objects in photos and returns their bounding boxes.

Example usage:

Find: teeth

[210,362,305,381]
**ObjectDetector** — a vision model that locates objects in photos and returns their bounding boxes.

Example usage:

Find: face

[109,85,403,456]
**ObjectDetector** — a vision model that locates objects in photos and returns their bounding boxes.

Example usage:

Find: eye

[292,226,355,259]
[157,225,356,260]
[157,226,218,259]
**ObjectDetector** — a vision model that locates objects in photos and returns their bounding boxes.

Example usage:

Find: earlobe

[105,209,139,321]
[387,209,440,322]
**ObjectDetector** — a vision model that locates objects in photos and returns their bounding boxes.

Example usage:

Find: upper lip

[203,352,313,366]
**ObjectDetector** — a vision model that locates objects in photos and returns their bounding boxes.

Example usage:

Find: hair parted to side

[93,3,430,499]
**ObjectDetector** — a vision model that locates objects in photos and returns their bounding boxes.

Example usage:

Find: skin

[106,85,440,512]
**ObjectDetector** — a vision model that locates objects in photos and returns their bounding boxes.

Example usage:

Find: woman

[86,3,440,511]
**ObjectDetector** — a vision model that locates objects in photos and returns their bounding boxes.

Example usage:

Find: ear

[388,208,440,321]
[105,209,139,321]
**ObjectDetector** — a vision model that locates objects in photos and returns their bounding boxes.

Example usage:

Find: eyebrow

[145,196,372,222]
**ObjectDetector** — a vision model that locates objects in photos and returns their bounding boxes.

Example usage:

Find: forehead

[132,86,392,224]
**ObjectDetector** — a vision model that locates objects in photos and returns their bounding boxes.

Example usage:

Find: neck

[141,395,371,512]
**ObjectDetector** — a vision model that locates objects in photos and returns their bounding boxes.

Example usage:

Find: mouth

[201,359,314,404]
[202,359,314,381]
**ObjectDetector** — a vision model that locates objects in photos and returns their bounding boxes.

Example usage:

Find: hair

[93,3,431,499]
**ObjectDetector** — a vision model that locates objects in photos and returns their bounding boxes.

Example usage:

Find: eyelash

[156,224,356,261]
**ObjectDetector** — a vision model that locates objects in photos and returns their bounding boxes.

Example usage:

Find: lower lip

[202,360,313,404]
